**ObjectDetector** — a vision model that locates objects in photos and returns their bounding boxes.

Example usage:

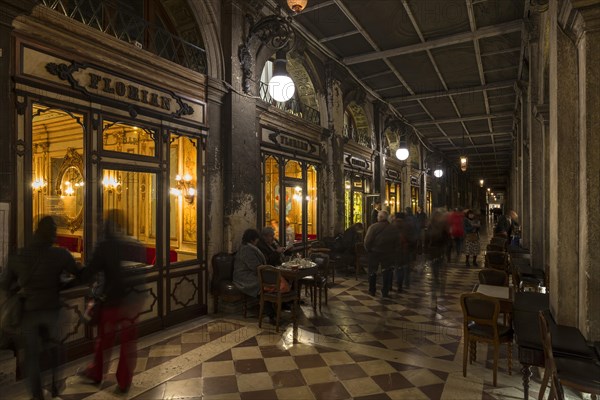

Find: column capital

[559,0,600,42]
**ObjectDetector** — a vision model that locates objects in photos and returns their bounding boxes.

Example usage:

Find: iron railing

[40,0,207,74]
[259,82,320,125]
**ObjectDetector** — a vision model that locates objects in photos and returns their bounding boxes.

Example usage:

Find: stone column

[535,105,550,282]
[325,68,345,235]
[572,0,600,341]
[528,14,545,269]
[548,0,580,326]
[220,0,260,250]
[520,84,531,248]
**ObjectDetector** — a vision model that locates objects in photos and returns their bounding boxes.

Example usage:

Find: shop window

[31,104,85,260]
[263,156,281,240]
[306,165,317,241]
[285,159,302,179]
[102,169,157,265]
[103,121,156,157]
[169,134,198,262]
[411,185,420,214]
[345,174,367,229]
[262,154,319,246]
[344,179,352,229]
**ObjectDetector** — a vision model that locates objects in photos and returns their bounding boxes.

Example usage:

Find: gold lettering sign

[20,47,204,123]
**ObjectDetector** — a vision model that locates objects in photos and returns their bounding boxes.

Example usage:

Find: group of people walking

[0,211,143,399]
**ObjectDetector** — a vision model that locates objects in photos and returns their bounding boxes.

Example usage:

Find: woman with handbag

[463,210,481,267]
[78,209,144,393]
[0,216,83,400]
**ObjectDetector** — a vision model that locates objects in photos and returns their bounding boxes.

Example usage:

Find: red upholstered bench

[56,234,83,253]
[145,247,178,265]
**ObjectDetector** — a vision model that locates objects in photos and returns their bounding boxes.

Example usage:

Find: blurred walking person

[0,216,83,399]
[364,210,398,298]
[427,211,451,301]
[79,210,144,392]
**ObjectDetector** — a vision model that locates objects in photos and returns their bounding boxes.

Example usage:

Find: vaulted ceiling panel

[387,52,443,93]
[288,0,526,191]
[473,0,525,28]
[452,92,486,116]
[407,0,471,39]
[341,0,421,49]
[419,97,460,119]
[429,43,481,88]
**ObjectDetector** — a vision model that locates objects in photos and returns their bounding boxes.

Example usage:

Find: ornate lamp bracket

[239,15,295,95]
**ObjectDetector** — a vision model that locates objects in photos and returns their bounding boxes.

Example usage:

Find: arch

[185,0,224,80]
[345,102,372,148]
[287,55,319,110]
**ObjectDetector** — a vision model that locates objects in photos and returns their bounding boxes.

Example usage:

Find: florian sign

[344,154,372,172]
[263,128,319,157]
[20,46,205,124]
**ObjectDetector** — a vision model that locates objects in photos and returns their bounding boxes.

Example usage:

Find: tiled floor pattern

[6,225,589,399]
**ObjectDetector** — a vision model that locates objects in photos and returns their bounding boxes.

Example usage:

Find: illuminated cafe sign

[386,169,400,180]
[263,129,319,156]
[344,154,372,172]
[21,46,202,121]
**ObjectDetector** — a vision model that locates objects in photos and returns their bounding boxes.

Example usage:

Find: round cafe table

[278,260,317,342]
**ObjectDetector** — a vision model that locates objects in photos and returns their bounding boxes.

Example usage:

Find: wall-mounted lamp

[460,155,468,172]
[487,188,491,192]
[479,179,484,187]
[102,175,121,193]
[268,50,295,102]
[170,173,196,204]
[287,0,308,13]
[396,133,409,161]
[32,178,47,192]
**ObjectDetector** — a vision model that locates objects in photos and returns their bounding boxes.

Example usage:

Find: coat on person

[233,242,267,298]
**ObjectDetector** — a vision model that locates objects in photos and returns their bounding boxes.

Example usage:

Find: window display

[263,154,318,246]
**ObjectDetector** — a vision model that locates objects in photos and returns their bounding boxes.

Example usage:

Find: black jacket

[0,241,83,311]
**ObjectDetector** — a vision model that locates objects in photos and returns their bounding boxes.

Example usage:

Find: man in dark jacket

[0,216,84,399]
[363,210,399,298]
[257,227,286,266]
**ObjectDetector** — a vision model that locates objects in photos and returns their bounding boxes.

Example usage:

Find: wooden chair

[257,265,298,332]
[460,292,513,387]
[538,311,600,400]
[485,251,510,271]
[309,252,330,311]
[478,269,509,286]
[308,245,334,284]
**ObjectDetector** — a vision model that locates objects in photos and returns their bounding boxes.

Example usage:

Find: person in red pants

[80,209,144,392]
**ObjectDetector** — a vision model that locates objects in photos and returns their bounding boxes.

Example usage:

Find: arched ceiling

[282,0,527,192]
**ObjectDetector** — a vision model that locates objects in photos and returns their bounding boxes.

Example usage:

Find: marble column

[520,85,531,248]
[220,0,260,249]
[528,15,545,270]
[572,0,600,341]
[326,69,345,235]
[548,0,580,326]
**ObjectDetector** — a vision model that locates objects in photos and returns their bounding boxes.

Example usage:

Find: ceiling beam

[480,47,521,57]
[343,20,523,65]
[412,111,514,126]
[426,131,512,139]
[320,30,360,43]
[386,80,514,103]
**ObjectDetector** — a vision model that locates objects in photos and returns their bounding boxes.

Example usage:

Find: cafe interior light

[32,177,47,191]
[102,175,120,192]
[171,173,196,204]
[287,0,308,13]
[268,51,295,102]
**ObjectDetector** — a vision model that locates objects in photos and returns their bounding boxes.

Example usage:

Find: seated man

[257,226,286,266]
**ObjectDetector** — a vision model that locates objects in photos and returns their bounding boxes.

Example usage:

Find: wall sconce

[287,0,308,13]
[268,50,295,102]
[479,179,484,187]
[170,173,196,204]
[460,155,468,172]
[102,175,121,193]
[32,178,47,192]
[239,15,295,96]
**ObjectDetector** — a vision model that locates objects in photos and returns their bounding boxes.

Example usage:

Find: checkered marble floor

[5,225,590,399]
